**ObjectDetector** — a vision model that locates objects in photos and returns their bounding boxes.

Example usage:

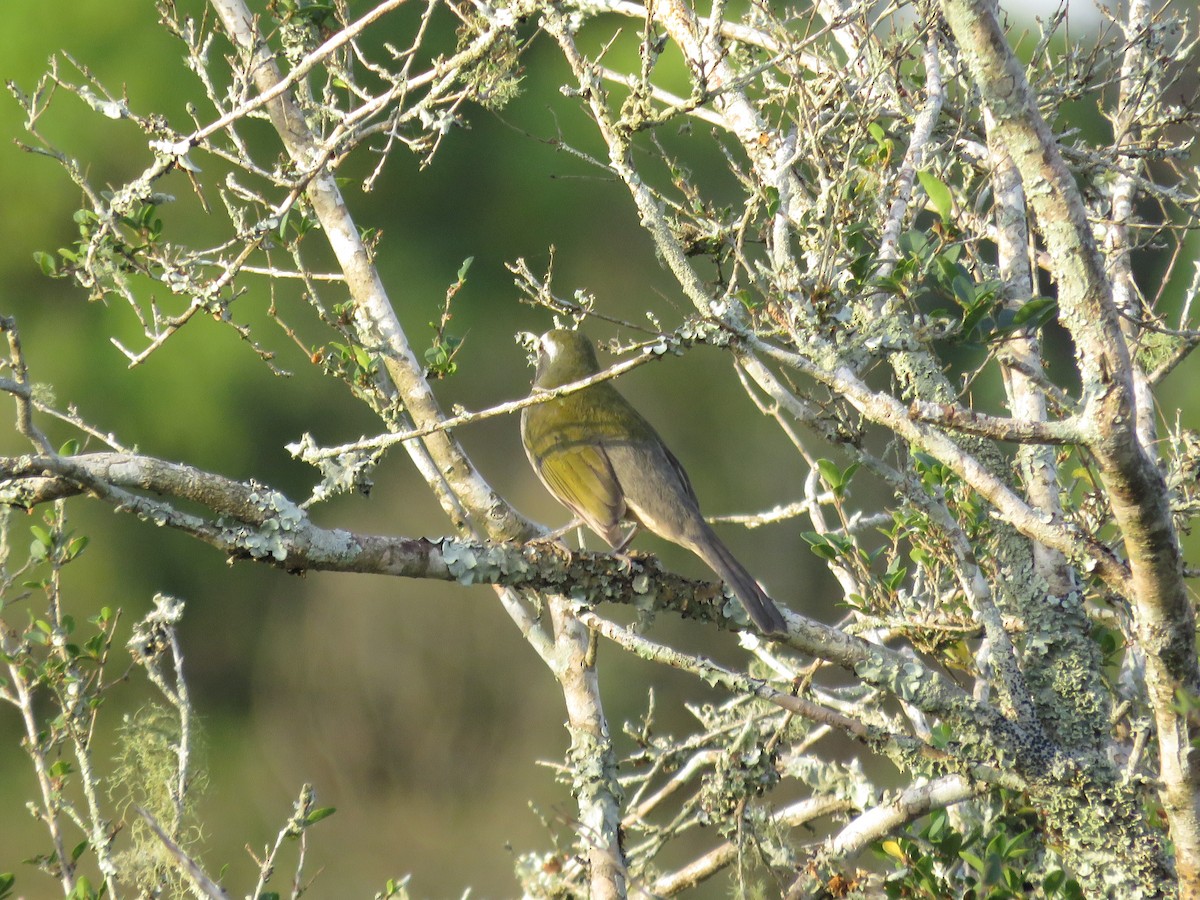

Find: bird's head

[530,329,601,389]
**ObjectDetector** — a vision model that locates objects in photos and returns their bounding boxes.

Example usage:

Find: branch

[4,444,1038,742]
[750,340,1131,592]
[292,335,665,465]
[650,795,854,895]
[906,399,1084,445]
[821,774,981,861]
[207,0,532,543]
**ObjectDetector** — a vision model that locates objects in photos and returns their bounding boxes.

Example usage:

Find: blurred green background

[0,2,826,895]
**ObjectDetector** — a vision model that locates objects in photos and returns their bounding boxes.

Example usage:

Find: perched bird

[520,329,788,635]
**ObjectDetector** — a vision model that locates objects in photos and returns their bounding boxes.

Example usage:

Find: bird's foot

[523,533,576,566]
[611,549,640,574]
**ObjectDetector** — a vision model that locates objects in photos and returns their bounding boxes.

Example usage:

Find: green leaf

[303,805,337,826]
[84,633,107,658]
[800,531,838,561]
[958,849,986,872]
[815,459,861,498]
[924,809,946,841]
[456,256,474,281]
[733,289,757,310]
[951,273,976,307]
[33,251,58,276]
[1011,295,1058,328]
[66,875,96,900]
[30,525,53,551]
[816,458,842,489]
[917,170,953,221]
[897,229,929,260]
[65,536,89,561]
[0,872,14,900]
[763,186,780,217]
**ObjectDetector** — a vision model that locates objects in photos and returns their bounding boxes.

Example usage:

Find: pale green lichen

[441,539,536,585]
[287,432,381,504]
[220,485,305,561]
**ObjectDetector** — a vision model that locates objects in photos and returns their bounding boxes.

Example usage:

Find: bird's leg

[609,524,642,573]
[536,516,586,543]
[613,524,640,554]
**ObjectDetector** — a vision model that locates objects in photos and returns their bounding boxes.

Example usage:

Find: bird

[520,329,788,635]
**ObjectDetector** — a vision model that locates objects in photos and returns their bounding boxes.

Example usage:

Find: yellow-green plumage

[521,329,788,635]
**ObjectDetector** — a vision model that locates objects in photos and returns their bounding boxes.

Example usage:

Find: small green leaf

[958,849,985,872]
[457,256,474,282]
[66,874,95,900]
[800,531,838,561]
[924,809,947,841]
[816,459,842,488]
[898,230,929,259]
[303,806,337,826]
[917,170,953,221]
[763,186,780,217]
[733,289,757,310]
[33,251,58,276]
[951,273,976,307]
[1043,870,1065,893]
[1011,295,1058,328]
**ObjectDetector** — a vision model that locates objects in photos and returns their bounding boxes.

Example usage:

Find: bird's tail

[693,526,788,635]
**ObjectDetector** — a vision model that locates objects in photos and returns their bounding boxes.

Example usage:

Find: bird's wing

[657,440,698,503]
[536,441,627,547]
